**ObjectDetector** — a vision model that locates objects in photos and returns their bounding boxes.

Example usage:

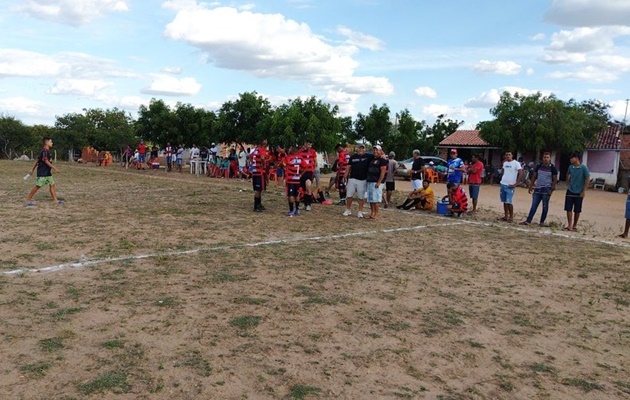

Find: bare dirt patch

[1,161,628,399]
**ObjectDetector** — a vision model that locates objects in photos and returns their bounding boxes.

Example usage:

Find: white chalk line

[382,207,630,249]
[2,222,464,276]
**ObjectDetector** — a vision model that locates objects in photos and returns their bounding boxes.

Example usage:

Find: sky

[2,0,630,129]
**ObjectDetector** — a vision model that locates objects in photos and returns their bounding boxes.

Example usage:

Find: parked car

[396,156,447,179]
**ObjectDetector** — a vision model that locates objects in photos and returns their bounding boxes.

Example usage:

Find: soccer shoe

[258,204,266,211]
[254,207,263,213]
[357,211,364,218]
[25,201,36,207]
[338,198,346,205]
[305,205,311,211]
[286,211,294,217]
[293,209,300,216]
[342,209,352,216]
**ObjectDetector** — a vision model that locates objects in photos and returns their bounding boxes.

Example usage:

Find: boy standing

[467,154,484,213]
[26,137,62,206]
[564,152,590,231]
[283,147,306,216]
[520,152,558,227]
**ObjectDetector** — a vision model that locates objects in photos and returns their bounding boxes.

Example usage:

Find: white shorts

[412,179,423,190]
[346,178,367,200]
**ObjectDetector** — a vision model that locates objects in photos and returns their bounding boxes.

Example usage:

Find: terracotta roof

[586,126,622,150]
[438,130,492,147]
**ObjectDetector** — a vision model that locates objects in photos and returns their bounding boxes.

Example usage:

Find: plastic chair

[425,168,438,183]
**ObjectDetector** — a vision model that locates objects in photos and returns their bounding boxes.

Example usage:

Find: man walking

[498,151,523,223]
[564,152,590,231]
[343,144,371,218]
[467,154,484,213]
[520,152,558,227]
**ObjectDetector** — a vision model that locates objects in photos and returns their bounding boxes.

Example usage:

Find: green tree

[135,99,176,145]
[384,109,426,159]
[0,114,35,158]
[420,114,463,155]
[354,104,392,146]
[268,96,342,151]
[477,92,609,153]
[53,112,90,157]
[216,91,273,146]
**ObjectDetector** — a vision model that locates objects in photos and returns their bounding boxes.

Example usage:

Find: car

[396,156,447,179]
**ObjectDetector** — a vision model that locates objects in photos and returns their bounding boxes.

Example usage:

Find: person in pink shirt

[467,154,484,213]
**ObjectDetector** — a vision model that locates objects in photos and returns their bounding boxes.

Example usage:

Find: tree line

[0,90,613,160]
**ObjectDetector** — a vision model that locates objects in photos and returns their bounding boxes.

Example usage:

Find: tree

[216,91,273,146]
[135,99,176,145]
[477,92,609,153]
[0,114,35,159]
[420,114,462,155]
[383,109,425,159]
[269,96,343,151]
[354,104,392,146]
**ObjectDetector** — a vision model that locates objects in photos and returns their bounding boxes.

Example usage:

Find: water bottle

[23,173,31,181]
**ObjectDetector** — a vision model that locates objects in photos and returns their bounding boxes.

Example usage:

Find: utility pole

[624,99,629,132]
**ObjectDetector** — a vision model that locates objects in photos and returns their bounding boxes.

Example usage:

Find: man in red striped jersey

[298,140,317,211]
[249,139,269,212]
[335,143,350,205]
[283,146,307,217]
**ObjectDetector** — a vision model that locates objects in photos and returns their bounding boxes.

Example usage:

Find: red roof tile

[438,130,491,147]
[586,126,622,150]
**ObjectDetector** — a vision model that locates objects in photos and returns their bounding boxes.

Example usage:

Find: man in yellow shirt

[396,181,435,210]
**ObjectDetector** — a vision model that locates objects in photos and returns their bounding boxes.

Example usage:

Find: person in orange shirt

[443,182,468,217]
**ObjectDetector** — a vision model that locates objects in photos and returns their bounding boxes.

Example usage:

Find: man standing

[343,144,371,218]
[250,139,269,212]
[467,154,484,213]
[384,151,397,208]
[25,137,63,206]
[520,152,558,227]
[410,149,425,191]
[564,152,590,231]
[165,142,173,172]
[366,145,388,220]
[283,146,306,217]
[498,151,523,223]
[335,144,351,205]
[298,140,317,211]
[137,139,147,170]
[446,149,465,186]
[619,192,630,238]
[237,145,248,180]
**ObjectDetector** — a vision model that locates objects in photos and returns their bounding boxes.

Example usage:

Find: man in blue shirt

[520,152,558,226]
[564,152,590,231]
[446,149,465,185]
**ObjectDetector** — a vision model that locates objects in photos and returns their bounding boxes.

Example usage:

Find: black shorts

[564,191,584,213]
[336,175,346,191]
[252,175,266,192]
[286,183,300,197]
[386,181,395,191]
[300,171,314,189]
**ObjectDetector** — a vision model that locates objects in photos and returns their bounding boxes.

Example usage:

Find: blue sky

[2,0,630,128]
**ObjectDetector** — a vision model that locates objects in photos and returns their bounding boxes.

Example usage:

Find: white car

[396,156,447,179]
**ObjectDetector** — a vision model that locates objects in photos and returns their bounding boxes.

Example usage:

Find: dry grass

[0,160,629,399]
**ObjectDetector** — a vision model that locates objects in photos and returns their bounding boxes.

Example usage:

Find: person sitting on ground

[397,180,435,211]
[442,182,468,217]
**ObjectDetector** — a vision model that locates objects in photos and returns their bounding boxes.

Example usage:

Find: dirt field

[0,160,629,399]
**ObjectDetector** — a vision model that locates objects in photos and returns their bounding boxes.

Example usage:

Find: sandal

[497,217,508,221]
[562,227,572,231]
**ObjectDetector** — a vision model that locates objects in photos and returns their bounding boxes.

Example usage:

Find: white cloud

[142,75,202,96]
[587,88,617,95]
[325,89,359,116]
[160,67,183,74]
[414,86,437,98]
[609,99,630,121]
[531,33,546,41]
[541,51,587,64]
[465,89,501,108]
[548,66,619,83]
[545,0,630,27]
[164,6,393,96]
[546,27,630,54]
[0,96,44,115]
[18,0,129,26]
[238,3,256,11]
[48,79,112,95]
[591,54,630,72]
[526,68,535,75]
[422,104,477,122]
[0,49,64,77]
[473,60,522,75]
[336,26,384,51]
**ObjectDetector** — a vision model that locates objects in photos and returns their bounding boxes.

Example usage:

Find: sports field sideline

[0,161,628,399]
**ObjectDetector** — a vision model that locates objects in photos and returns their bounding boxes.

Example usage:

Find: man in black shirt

[366,145,388,219]
[342,144,372,218]
[410,149,425,190]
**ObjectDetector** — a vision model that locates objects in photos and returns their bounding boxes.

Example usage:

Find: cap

[450,148,457,153]
[429,161,435,165]
[373,145,382,150]
[358,144,365,148]
[388,151,395,158]
[211,143,215,145]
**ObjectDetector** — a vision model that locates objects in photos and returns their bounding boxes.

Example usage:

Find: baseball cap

[373,145,382,150]
[388,151,395,158]
[358,143,365,148]
[450,148,457,153]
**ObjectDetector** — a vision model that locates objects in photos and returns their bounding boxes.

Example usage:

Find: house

[437,129,502,166]
[578,125,622,187]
